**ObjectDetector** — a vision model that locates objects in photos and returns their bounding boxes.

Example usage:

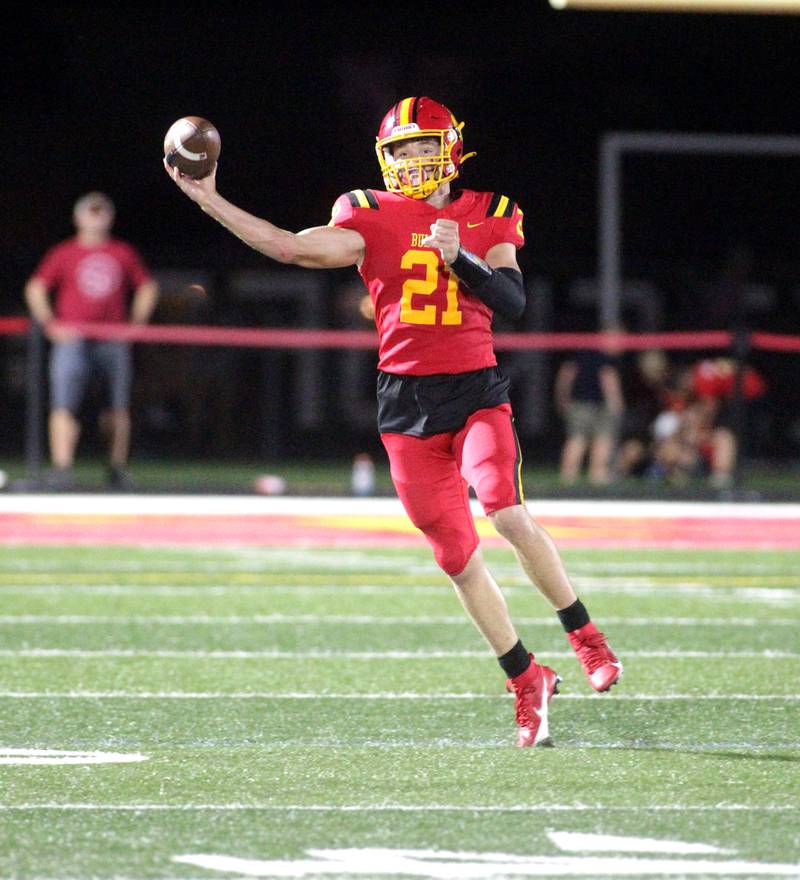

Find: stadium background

[2,2,800,486]
[1,6,799,876]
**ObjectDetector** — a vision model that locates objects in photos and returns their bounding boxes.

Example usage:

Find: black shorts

[376,365,511,437]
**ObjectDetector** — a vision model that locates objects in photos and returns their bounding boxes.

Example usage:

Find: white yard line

[0,691,797,701]
[0,749,147,765]
[0,583,797,599]
[2,804,799,820]
[0,614,795,625]
[0,649,796,659]
[2,493,800,519]
[2,561,797,575]
[0,802,796,812]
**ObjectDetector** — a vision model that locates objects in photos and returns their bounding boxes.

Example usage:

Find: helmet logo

[391,123,421,137]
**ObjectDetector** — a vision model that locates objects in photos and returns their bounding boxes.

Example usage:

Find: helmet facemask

[375,97,476,199]
[376,125,466,199]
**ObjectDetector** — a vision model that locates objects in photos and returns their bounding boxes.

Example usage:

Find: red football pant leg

[381,430,479,577]
[453,403,524,517]
[380,404,524,577]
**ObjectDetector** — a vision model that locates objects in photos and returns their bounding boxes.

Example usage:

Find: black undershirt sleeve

[446,246,526,321]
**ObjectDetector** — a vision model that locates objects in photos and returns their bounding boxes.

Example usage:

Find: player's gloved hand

[163,158,218,208]
[421,218,460,264]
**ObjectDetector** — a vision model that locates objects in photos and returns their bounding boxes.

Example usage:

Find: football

[163,116,221,180]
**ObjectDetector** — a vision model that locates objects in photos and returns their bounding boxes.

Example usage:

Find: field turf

[0,542,798,878]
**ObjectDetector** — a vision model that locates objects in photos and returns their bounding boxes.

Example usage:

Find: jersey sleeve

[329,193,357,229]
[30,243,66,287]
[329,189,381,229]
[486,193,525,250]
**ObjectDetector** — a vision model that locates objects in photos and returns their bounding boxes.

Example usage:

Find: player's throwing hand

[163,158,217,207]
[422,218,460,263]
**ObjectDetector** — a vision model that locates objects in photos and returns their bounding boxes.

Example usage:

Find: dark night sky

[4,2,800,461]
[4,2,800,323]
[6,0,800,278]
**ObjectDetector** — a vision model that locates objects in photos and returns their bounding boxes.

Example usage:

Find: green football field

[0,542,798,878]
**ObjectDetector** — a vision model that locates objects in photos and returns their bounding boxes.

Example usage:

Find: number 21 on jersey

[400,249,462,326]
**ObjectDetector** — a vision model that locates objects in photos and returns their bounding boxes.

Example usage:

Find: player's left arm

[422,219,525,321]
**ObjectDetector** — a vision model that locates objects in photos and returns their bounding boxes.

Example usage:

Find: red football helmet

[375,97,476,199]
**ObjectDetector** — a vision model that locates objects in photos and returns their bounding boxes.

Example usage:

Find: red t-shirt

[31,237,152,323]
[692,359,767,400]
[330,188,524,375]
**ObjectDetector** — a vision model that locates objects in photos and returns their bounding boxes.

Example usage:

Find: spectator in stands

[641,357,767,490]
[616,348,673,478]
[554,328,625,486]
[645,367,706,486]
[689,356,767,490]
[23,192,158,490]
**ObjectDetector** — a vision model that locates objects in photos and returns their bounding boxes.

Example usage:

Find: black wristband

[447,246,525,321]
[447,245,493,291]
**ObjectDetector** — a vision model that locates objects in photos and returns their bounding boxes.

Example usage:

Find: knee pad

[420,516,478,577]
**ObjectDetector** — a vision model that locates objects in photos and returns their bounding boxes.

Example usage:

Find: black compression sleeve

[447,246,526,321]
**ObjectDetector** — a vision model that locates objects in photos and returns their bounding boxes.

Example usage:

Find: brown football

[163,116,221,180]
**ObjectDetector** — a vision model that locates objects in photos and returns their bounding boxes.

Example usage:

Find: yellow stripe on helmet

[398,98,414,127]
[353,190,370,208]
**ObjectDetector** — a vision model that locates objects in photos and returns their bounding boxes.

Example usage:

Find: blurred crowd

[555,344,767,492]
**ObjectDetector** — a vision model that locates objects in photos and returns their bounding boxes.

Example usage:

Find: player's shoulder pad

[329,190,381,227]
[486,193,518,219]
[345,189,380,210]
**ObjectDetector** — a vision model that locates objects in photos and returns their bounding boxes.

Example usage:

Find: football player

[165,96,622,747]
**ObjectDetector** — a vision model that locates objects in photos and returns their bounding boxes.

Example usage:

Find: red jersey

[31,237,152,323]
[692,358,766,400]
[330,188,524,375]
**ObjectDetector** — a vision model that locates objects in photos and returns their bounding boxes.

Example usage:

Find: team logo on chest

[76,253,122,300]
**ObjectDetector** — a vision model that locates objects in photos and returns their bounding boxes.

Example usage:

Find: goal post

[598,131,800,329]
[597,131,800,493]
[551,1,800,13]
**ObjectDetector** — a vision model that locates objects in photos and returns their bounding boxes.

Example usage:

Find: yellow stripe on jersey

[345,190,379,210]
[486,193,516,218]
[512,417,525,505]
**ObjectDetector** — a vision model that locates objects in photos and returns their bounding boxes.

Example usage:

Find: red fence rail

[5,316,798,493]
[2,318,799,352]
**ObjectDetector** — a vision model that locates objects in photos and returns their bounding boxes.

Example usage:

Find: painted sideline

[1,494,798,548]
[1,494,799,518]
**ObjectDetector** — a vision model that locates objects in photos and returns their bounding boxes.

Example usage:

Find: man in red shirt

[24,192,159,490]
[165,96,622,747]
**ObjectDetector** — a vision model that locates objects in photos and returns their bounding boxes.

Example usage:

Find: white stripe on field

[1,583,797,601]
[0,614,795,626]
[2,557,796,576]
[0,802,796,812]
[0,556,792,573]
[0,649,797,660]
[2,493,800,518]
[0,749,147,765]
[0,691,797,701]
